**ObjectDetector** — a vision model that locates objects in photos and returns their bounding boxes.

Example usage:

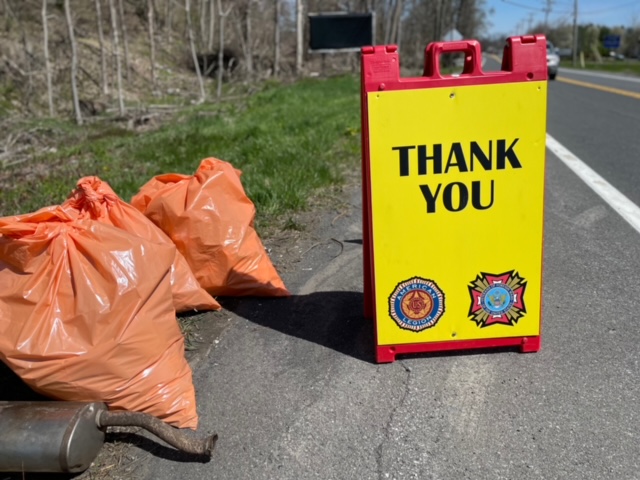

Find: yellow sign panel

[367,81,547,346]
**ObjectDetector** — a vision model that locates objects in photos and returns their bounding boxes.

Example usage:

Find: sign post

[361,36,548,363]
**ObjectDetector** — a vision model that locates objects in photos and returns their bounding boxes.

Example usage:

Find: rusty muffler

[0,401,217,473]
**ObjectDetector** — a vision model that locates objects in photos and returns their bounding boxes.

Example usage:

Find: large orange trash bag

[131,157,290,297]
[0,211,199,428]
[62,176,220,313]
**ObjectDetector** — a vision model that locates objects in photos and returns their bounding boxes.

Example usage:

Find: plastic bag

[131,157,290,297]
[62,176,220,313]
[0,211,199,428]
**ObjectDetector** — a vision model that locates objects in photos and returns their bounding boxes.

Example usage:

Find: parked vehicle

[547,41,560,80]
[557,47,572,58]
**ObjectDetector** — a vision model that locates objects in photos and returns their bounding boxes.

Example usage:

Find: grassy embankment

[0,75,361,231]
[562,60,640,76]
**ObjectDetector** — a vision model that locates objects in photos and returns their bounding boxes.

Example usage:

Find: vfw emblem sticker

[468,270,527,327]
[389,277,445,332]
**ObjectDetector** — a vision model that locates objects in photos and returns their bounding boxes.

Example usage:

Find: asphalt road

[550,68,640,207]
[132,60,640,480]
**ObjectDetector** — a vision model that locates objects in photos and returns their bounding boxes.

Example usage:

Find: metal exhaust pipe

[0,401,217,473]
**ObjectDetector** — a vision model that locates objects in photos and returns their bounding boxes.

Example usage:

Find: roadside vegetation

[0,75,361,231]
[562,60,640,77]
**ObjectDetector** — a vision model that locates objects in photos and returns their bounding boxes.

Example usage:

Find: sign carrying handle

[361,35,547,92]
[423,40,483,78]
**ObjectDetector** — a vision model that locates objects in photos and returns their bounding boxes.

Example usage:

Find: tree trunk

[14,3,35,112]
[117,0,130,80]
[274,0,280,77]
[234,8,248,70]
[108,0,125,115]
[200,0,206,47]
[383,0,394,44]
[389,0,402,44]
[42,0,54,115]
[186,0,205,102]
[208,0,215,51]
[216,0,232,100]
[64,0,82,125]
[94,0,108,95]
[165,0,173,44]
[296,0,303,76]
[147,0,156,89]
[245,0,253,77]
[2,0,15,31]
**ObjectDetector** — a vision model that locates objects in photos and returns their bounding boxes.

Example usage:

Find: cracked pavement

[129,154,640,479]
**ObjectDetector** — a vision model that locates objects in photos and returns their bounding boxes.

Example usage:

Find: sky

[485,0,640,36]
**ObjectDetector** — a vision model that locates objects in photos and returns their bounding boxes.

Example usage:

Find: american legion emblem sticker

[468,270,527,327]
[389,277,445,332]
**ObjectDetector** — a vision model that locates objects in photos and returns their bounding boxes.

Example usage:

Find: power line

[501,0,637,16]
[500,0,570,11]
[500,0,546,12]
[578,1,639,16]
[544,0,554,27]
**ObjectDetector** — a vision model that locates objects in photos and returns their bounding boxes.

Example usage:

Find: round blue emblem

[388,277,445,332]
[480,283,515,315]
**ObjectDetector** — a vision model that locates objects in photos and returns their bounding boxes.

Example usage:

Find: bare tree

[208,0,215,51]
[2,0,16,31]
[296,0,304,75]
[13,1,35,111]
[42,0,54,115]
[200,0,207,46]
[147,0,157,89]
[216,0,232,99]
[186,0,206,102]
[383,0,394,43]
[389,0,403,45]
[246,0,254,77]
[108,0,125,115]
[234,1,255,77]
[94,0,109,96]
[454,0,488,38]
[274,0,281,77]
[64,0,82,125]
[165,0,174,44]
[117,0,130,80]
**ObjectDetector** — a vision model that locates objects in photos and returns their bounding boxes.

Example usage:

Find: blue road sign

[603,35,621,49]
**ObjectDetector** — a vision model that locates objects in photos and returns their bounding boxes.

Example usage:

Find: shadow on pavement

[104,431,212,464]
[0,362,47,402]
[221,291,376,364]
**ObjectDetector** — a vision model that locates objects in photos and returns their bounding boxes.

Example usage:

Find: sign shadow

[220,290,375,364]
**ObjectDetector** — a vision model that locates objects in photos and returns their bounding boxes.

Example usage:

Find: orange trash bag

[0,211,198,429]
[131,157,290,297]
[62,176,220,313]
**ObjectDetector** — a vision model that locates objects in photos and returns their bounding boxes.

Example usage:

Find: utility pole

[544,0,554,29]
[572,0,578,66]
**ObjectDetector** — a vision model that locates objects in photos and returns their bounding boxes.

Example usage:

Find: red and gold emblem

[468,270,527,327]
[389,277,445,332]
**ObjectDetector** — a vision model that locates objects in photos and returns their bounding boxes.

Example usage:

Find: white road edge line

[558,68,640,84]
[546,133,640,234]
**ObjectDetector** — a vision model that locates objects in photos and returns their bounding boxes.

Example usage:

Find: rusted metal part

[0,401,217,473]
[0,401,106,473]
[97,410,217,457]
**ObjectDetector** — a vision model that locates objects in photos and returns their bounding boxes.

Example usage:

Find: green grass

[561,60,640,77]
[0,76,362,230]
